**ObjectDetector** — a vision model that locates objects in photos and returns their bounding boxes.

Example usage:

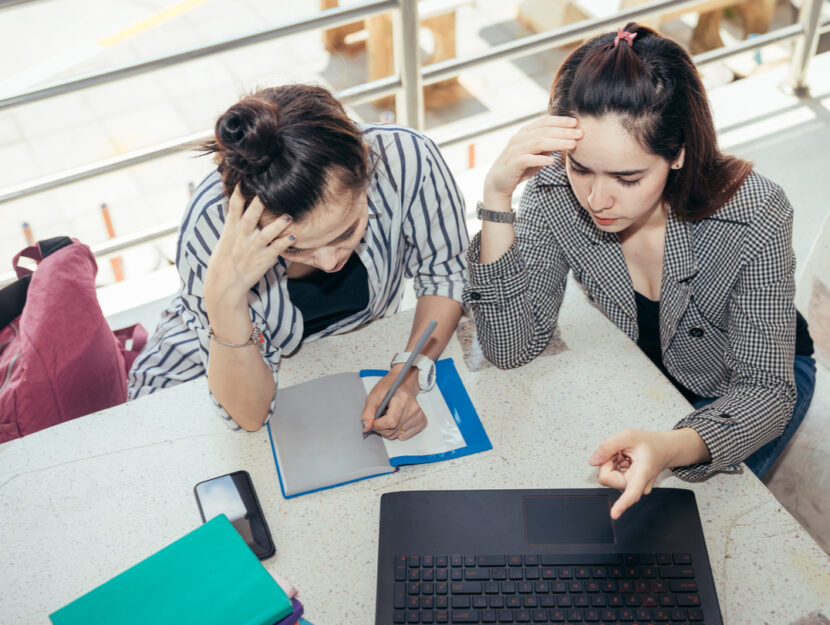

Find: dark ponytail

[550,23,751,220]
[201,84,369,221]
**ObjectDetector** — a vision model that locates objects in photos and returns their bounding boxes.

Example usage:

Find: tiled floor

[2,0,830,557]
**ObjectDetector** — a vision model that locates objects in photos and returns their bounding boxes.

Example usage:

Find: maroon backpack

[0,237,146,442]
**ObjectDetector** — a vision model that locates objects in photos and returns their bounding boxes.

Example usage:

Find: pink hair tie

[614,28,637,47]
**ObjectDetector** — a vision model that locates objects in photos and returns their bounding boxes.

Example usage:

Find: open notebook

[266,358,490,498]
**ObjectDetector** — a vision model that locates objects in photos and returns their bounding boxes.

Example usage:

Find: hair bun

[215,96,283,175]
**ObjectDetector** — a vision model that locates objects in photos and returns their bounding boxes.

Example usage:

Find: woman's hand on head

[588,428,710,520]
[361,368,427,441]
[205,185,294,308]
[484,115,582,203]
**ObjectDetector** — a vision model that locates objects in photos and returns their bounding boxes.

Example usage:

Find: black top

[634,291,813,404]
[286,253,370,340]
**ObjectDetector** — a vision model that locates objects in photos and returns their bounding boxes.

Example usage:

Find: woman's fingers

[259,214,293,245]
[226,184,246,223]
[239,194,267,229]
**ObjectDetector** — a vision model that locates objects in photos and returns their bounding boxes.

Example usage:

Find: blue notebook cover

[266,358,490,498]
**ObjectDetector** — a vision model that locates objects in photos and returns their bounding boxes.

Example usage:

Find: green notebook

[50,515,292,625]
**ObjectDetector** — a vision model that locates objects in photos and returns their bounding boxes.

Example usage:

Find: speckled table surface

[2,279,829,624]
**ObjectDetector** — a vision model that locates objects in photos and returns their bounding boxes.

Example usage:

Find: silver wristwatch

[476,201,516,224]
[390,352,436,391]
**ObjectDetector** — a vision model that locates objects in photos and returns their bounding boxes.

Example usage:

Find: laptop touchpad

[524,495,615,544]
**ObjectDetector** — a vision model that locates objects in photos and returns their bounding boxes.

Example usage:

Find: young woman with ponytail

[130,85,469,437]
[465,24,815,518]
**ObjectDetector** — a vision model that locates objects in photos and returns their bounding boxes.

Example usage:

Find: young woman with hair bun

[465,24,815,518]
[130,85,469,436]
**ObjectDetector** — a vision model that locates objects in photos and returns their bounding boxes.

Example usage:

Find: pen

[363,319,438,439]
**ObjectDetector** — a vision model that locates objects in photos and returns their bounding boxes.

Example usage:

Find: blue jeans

[692,355,817,479]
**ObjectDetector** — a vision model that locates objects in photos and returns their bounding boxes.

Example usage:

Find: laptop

[375,488,722,624]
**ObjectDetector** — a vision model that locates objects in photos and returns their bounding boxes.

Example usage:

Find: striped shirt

[128,124,469,427]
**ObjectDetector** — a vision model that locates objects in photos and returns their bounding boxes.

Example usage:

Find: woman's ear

[671,146,685,170]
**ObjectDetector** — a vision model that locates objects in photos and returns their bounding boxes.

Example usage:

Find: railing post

[394,0,424,130]
[786,0,824,95]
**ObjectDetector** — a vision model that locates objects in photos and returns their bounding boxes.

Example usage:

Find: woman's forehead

[572,115,657,169]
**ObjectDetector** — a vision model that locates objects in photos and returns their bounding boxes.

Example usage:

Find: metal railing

[0,0,827,286]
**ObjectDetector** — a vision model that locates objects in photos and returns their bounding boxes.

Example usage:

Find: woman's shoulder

[709,169,792,227]
[177,170,227,262]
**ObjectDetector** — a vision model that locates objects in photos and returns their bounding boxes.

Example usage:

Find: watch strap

[476,201,516,223]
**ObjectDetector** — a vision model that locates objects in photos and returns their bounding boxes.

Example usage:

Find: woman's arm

[203,188,296,431]
[465,116,582,369]
[360,130,467,439]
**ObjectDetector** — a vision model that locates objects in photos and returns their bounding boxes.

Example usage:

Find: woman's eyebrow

[568,154,648,176]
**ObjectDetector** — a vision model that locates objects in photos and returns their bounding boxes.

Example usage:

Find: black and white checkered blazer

[463,156,798,479]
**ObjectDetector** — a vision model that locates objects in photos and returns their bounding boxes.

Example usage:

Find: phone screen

[194,470,275,559]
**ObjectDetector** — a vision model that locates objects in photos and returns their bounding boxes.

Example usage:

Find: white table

[2,281,829,624]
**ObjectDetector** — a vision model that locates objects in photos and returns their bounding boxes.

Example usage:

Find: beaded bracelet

[207,322,264,348]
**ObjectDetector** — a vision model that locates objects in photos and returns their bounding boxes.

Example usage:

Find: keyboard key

[409,583,421,595]
[671,608,687,620]
[509,569,523,580]
[452,570,464,581]
[558,568,573,579]
[452,597,471,609]
[540,554,622,566]
[607,594,623,607]
[557,595,572,607]
[676,594,701,607]
[451,556,463,567]
[422,569,435,582]
[423,583,435,595]
[531,609,547,622]
[465,556,477,567]
[437,610,449,623]
[659,566,695,578]
[423,611,435,624]
[567,608,582,622]
[525,568,540,580]
[624,554,638,565]
[552,581,566,593]
[506,596,521,608]
[497,609,513,623]
[472,597,487,610]
[525,555,539,566]
[590,595,605,607]
[550,608,566,622]
[642,594,658,608]
[585,581,600,593]
[635,580,650,593]
[484,581,499,594]
[518,581,533,594]
[466,569,490,581]
[396,557,409,581]
[451,582,482,595]
[569,581,583,593]
[395,583,407,608]
[451,609,479,622]
[636,607,651,620]
[540,595,556,608]
[688,607,704,621]
[438,569,449,581]
[423,596,435,609]
[523,596,538,608]
[437,596,449,608]
[481,609,497,623]
[659,595,674,607]
[489,596,504,608]
[501,581,516,594]
[491,568,507,581]
[624,594,640,606]
[671,580,698,592]
[394,610,406,623]
[408,609,420,622]
[542,567,557,580]
[602,580,617,592]
[642,566,658,578]
[584,608,600,622]
[618,608,634,621]
[410,557,421,567]
[576,566,591,579]
[515,609,531,622]
[656,553,672,565]
[509,555,523,566]
[653,608,670,621]
[591,567,606,579]
[673,553,692,565]
[639,553,655,565]
[424,556,434,567]
[534,581,549,593]
[574,595,589,607]
[479,555,506,567]
[608,567,623,579]
[436,582,448,595]
[410,570,421,581]
[408,597,420,609]
[437,556,449,568]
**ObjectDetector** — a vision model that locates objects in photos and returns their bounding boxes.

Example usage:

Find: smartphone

[194,470,275,559]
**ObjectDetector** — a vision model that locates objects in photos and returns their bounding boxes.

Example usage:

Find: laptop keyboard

[391,553,704,624]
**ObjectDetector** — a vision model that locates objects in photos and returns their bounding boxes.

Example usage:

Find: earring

[673,163,683,169]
